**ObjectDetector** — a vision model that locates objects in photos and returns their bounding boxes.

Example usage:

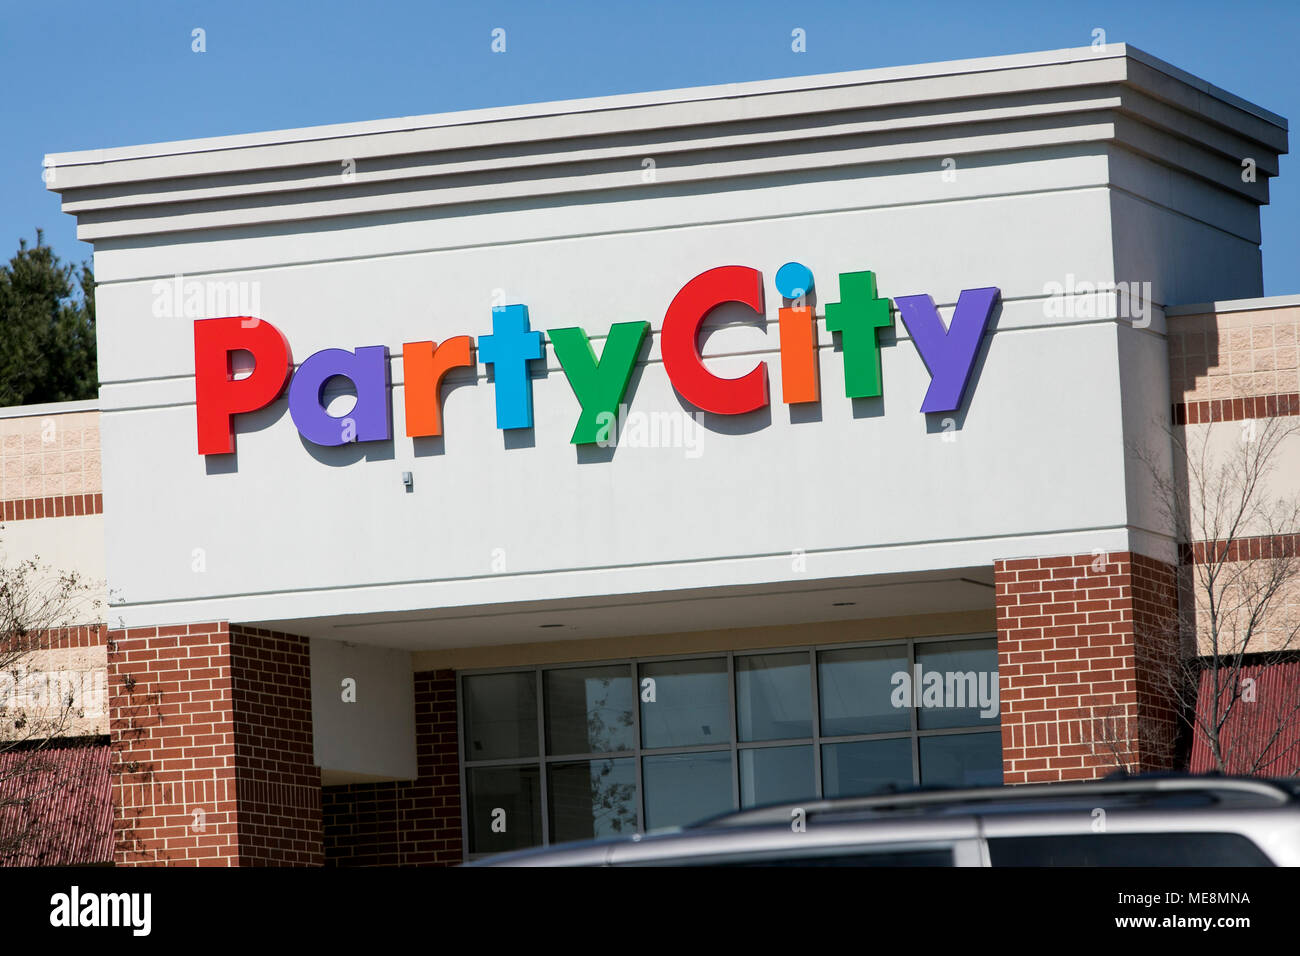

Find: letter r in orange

[403,336,474,437]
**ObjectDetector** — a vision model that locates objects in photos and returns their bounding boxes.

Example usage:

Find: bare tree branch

[0,547,104,864]
[1130,414,1300,777]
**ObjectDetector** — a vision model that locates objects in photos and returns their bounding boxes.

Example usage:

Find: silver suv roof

[467,774,1300,866]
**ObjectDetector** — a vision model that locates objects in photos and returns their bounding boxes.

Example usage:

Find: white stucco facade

[46,45,1286,652]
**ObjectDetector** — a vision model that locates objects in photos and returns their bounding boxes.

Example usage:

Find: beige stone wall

[0,644,108,739]
[1167,302,1300,657]
[0,410,101,501]
[0,405,106,616]
[1177,421,1300,540]
[0,407,108,742]
[1187,566,1300,657]
[1169,303,1300,404]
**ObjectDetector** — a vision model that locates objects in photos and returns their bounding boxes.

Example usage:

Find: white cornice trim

[1168,294,1300,316]
[0,398,99,419]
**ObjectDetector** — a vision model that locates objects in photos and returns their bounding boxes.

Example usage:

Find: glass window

[639,658,730,749]
[466,765,542,854]
[548,758,637,843]
[643,751,732,830]
[818,645,910,736]
[545,665,635,755]
[463,672,537,760]
[739,745,815,808]
[988,833,1274,867]
[822,738,912,797]
[736,653,811,741]
[919,731,1003,787]
[915,639,1000,730]
[460,634,1000,856]
[703,847,955,867]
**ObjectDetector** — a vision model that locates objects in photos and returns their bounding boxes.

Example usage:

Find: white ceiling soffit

[251,569,997,650]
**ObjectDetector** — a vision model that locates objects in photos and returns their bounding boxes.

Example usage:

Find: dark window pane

[740,745,815,808]
[710,847,954,867]
[919,731,1003,787]
[822,738,912,797]
[988,833,1274,867]
[463,672,537,761]
[639,658,730,749]
[545,666,635,755]
[818,645,910,736]
[466,765,542,854]
[736,653,811,741]
[643,751,732,830]
[548,758,637,843]
[915,639,1000,729]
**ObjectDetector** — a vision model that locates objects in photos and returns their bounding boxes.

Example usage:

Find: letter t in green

[824,271,893,399]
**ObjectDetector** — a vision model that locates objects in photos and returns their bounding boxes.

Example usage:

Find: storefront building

[24,43,1296,864]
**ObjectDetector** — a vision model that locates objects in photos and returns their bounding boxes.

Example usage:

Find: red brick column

[229,626,322,864]
[322,669,462,866]
[995,552,1179,784]
[108,622,322,865]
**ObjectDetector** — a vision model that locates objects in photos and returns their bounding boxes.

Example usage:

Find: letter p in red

[194,317,293,455]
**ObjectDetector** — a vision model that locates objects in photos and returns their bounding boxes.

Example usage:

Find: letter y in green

[549,321,649,444]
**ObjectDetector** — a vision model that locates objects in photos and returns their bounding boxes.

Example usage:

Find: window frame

[458,632,998,859]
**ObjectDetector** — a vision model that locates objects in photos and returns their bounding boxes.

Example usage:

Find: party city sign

[193,263,1000,456]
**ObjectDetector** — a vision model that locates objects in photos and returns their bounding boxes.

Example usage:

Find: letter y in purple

[895,287,1000,413]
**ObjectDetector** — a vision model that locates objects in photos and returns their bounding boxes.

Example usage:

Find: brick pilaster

[229,625,323,865]
[108,622,322,865]
[322,669,462,866]
[995,551,1179,783]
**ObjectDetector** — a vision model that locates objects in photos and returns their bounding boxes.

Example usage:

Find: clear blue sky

[4,0,1298,295]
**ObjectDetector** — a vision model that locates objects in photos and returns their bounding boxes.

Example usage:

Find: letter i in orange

[778,305,820,404]
[774,261,820,404]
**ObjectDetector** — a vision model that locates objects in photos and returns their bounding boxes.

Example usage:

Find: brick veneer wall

[0,492,102,521]
[322,669,462,866]
[0,624,106,652]
[229,625,322,865]
[108,621,322,865]
[1129,552,1182,770]
[44,624,107,649]
[995,552,1179,783]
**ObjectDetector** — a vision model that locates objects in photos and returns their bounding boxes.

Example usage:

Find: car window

[627,846,955,867]
[987,832,1274,866]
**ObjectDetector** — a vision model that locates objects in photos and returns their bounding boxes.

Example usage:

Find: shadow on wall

[204,399,287,475]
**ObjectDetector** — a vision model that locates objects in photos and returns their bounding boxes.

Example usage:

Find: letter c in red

[660,266,769,415]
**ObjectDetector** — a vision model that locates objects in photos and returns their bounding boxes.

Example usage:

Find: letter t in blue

[478,305,545,429]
